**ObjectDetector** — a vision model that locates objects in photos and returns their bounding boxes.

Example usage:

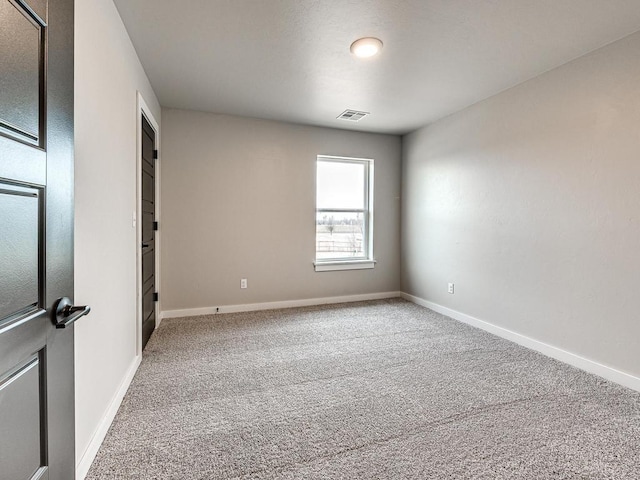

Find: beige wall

[160,109,401,311]
[74,0,160,473]
[402,32,640,378]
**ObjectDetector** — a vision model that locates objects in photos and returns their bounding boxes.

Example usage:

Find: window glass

[316,161,365,210]
[315,156,372,263]
[316,211,365,260]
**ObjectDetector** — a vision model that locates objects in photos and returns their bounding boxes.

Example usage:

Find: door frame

[136,92,161,356]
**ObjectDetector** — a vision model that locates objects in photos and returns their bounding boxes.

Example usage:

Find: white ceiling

[113,0,640,135]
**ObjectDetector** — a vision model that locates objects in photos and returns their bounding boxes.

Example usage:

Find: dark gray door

[0,0,80,479]
[141,115,156,350]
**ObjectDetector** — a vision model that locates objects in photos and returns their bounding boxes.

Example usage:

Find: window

[315,156,374,271]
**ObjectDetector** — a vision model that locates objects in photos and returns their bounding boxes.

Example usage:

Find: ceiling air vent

[337,109,369,122]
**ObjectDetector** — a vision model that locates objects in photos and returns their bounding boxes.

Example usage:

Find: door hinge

[153,221,158,231]
[153,292,159,302]
[153,149,158,159]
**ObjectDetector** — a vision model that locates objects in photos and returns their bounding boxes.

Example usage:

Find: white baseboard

[401,292,640,393]
[76,354,142,480]
[161,291,402,320]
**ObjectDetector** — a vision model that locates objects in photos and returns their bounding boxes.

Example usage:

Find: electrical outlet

[240,278,248,289]
[448,283,455,294]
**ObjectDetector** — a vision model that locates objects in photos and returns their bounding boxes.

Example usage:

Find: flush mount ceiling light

[350,37,383,58]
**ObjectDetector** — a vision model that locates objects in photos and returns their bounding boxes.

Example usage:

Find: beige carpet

[86,298,640,479]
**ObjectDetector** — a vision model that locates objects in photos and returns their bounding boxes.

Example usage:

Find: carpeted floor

[86,298,640,479]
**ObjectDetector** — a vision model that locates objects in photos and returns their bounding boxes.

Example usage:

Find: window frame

[314,155,375,272]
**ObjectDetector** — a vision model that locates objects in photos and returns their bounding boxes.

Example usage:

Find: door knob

[52,297,91,329]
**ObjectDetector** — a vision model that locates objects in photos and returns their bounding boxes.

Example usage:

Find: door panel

[0,137,46,184]
[0,312,48,480]
[141,288,155,350]
[141,115,156,350]
[0,355,46,480]
[0,0,44,145]
[0,0,77,478]
[0,185,41,320]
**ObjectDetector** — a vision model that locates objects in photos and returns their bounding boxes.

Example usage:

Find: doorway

[140,115,156,349]
[137,96,160,353]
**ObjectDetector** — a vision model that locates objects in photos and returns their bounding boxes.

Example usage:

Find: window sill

[314,260,376,272]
